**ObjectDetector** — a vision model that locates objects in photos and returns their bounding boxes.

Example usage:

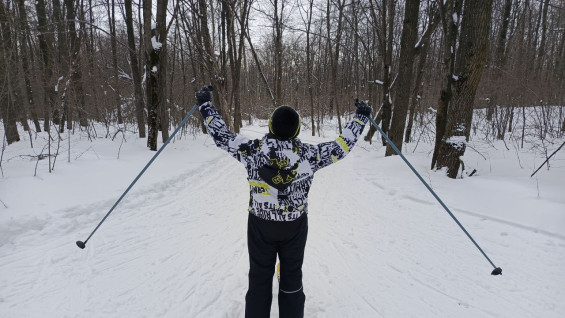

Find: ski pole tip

[491,267,502,275]
[76,241,86,249]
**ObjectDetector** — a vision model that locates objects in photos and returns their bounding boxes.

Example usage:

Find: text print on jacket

[199,102,368,221]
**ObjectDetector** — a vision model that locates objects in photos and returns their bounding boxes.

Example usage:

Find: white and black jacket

[199,102,369,222]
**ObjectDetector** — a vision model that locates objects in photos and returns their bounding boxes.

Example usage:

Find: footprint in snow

[458,302,470,309]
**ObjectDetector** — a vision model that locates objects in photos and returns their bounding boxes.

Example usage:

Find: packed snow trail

[1,128,564,317]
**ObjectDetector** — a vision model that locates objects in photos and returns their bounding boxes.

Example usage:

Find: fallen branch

[530,140,565,177]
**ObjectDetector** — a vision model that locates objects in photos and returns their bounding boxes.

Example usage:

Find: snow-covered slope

[1,120,564,317]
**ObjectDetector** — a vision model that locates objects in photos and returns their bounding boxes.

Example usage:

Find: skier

[196,86,371,318]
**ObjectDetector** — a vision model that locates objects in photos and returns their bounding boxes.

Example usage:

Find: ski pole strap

[368,117,502,275]
[81,104,200,246]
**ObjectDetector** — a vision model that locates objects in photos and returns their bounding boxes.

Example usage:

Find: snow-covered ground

[1,116,564,317]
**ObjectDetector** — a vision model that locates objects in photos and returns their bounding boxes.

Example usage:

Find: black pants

[245,213,308,318]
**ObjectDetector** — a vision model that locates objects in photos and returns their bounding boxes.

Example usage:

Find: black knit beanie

[269,106,300,140]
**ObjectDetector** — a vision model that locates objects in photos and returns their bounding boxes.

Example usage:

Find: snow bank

[1,117,564,317]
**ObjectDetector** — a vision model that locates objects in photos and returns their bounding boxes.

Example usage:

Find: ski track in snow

[1,139,565,317]
[1,152,249,317]
[303,154,564,318]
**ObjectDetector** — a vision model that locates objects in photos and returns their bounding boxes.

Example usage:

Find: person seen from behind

[196,86,372,318]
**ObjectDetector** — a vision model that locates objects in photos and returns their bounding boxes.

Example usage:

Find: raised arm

[196,86,252,162]
[305,99,372,173]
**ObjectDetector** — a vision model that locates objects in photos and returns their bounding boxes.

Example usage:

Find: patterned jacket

[199,102,369,222]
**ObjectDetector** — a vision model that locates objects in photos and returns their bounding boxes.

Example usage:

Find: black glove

[195,86,214,105]
[355,99,372,116]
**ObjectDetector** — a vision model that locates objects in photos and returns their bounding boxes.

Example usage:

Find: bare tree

[124,0,146,137]
[0,0,20,144]
[8,0,30,133]
[303,0,315,135]
[365,0,395,145]
[326,0,345,132]
[185,0,230,123]
[242,25,276,107]
[108,0,123,124]
[433,0,493,178]
[16,0,40,132]
[144,0,170,150]
[273,0,285,106]
[57,0,88,131]
[52,0,69,127]
[405,5,440,143]
[35,0,55,132]
[536,0,549,74]
[491,0,514,139]
[0,0,562,157]
[224,0,252,133]
[156,0,170,142]
[385,0,420,156]
[431,0,463,169]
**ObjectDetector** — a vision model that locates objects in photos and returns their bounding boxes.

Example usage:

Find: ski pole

[368,117,502,275]
[76,104,200,250]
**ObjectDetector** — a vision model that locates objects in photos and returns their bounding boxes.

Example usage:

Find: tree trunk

[327,0,345,133]
[156,0,169,142]
[491,0,513,139]
[124,0,146,137]
[405,8,440,143]
[196,0,229,122]
[16,0,40,132]
[385,0,420,156]
[177,11,207,133]
[405,45,428,143]
[495,0,512,69]
[108,0,123,124]
[365,0,395,145]
[435,0,493,178]
[52,0,67,126]
[225,0,250,133]
[536,0,549,74]
[273,0,284,106]
[35,0,55,132]
[431,0,462,169]
[555,21,565,85]
[5,1,30,133]
[63,0,88,130]
[306,0,315,136]
[145,0,158,150]
[508,106,514,133]
[0,0,20,144]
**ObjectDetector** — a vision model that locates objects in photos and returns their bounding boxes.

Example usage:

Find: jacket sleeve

[199,102,252,162]
[304,113,369,173]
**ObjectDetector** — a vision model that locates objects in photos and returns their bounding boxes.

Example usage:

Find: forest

[1,2,565,315]
[0,0,564,178]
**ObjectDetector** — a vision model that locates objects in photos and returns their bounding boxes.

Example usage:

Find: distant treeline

[0,0,563,178]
